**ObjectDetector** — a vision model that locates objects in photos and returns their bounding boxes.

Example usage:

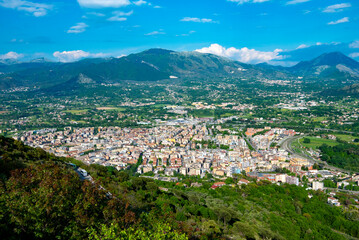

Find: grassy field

[292,134,359,154]
[298,137,338,149]
[63,109,89,114]
[332,134,359,143]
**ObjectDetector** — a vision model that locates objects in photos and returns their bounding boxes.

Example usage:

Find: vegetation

[320,143,359,172]
[1,136,359,239]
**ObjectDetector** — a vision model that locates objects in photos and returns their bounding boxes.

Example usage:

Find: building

[275,174,287,183]
[286,176,299,186]
[238,179,250,186]
[312,181,324,190]
[328,197,341,206]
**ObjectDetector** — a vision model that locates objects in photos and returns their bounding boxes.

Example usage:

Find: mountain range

[1,49,359,91]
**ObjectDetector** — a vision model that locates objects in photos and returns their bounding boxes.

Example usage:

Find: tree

[225,177,234,185]
[88,222,188,240]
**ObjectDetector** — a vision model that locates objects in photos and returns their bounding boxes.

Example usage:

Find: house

[328,197,341,206]
[211,182,226,189]
[238,179,250,186]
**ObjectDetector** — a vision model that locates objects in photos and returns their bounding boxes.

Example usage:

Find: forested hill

[1,136,359,240]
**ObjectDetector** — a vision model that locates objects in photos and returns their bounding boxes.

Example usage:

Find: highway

[279,135,352,174]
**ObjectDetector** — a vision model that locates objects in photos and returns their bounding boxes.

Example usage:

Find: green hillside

[1,136,358,239]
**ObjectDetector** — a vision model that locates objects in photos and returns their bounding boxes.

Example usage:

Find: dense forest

[1,136,359,239]
[320,143,359,172]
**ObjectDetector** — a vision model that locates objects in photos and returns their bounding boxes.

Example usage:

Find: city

[1,0,359,239]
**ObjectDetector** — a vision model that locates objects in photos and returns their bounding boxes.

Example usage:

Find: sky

[0,0,358,64]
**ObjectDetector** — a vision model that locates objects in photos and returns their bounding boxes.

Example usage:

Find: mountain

[278,41,359,63]
[0,48,293,91]
[1,49,359,91]
[289,52,359,79]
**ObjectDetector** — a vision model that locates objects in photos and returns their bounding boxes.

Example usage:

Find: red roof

[213,182,226,186]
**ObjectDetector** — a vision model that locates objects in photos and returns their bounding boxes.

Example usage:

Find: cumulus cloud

[0,51,24,60]
[67,22,88,33]
[286,0,310,5]
[53,50,108,62]
[107,10,133,21]
[349,53,359,58]
[180,17,217,23]
[328,17,349,25]
[77,0,130,8]
[323,3,351,13]
[227,0,269,4]
[349,41,359,49]
[195,44,283,64]
[0,0,53,17]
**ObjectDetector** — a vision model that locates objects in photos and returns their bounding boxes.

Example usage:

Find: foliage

[1,136,359,240]
[319,143,359,172]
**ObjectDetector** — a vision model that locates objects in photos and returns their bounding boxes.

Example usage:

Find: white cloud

[176,30,196,37]
[145,30,165,36]
[10,38,24,43]
[349,41,359,49]
[53,50,90,62]
[107,16,126,21]
[195,44,283,64]
[87,12,105,17]
[296,44,309,49]
[67,22,88,33]
[349,53,359,58]
[0,0,53,17]
[107,10,133,21]
[328,17,349,25]
[133,0,147,6]
[180,17,217,23]
[0,51,24,60]
[286,0,310,5]
[323,3,351,13]
[227,0,269,4]
[77,0,130,8]
[53,50,109,62]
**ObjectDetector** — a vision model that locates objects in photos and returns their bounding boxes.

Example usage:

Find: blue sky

[0,0,358,64]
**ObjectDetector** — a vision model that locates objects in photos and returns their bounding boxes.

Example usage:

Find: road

[242,134,257,151]
[279,136,352,174]
[315,128,355,134]
[325,187,359,195]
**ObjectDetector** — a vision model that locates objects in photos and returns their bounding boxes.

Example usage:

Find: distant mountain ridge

[0,49,358,91]
[289,52,359,79]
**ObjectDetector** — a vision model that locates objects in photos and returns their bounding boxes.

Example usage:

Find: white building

[312,181,324,190]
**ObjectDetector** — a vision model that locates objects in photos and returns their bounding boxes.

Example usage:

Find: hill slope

[1,136,358,239]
